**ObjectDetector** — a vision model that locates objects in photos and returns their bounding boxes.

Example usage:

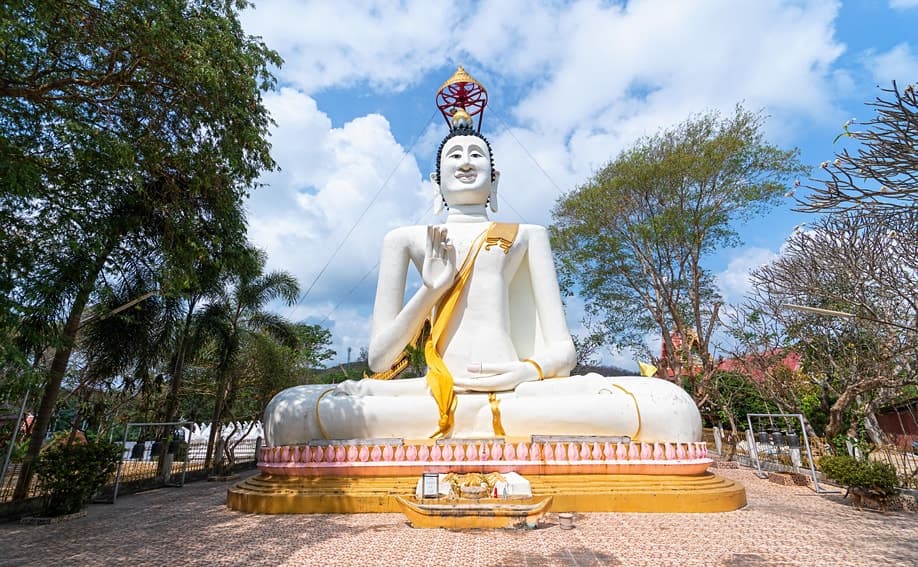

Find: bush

[818,455,899,496]
[35,441,121,516]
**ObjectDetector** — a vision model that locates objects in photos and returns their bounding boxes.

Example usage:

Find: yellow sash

[426,222,518,438]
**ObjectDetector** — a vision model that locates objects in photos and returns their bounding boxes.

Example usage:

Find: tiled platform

[1,468,915,566]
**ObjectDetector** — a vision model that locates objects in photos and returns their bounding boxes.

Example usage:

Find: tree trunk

[800,415,820,443]
[206,364,244,474]
[860,396,887,445]
[205,306,241,474]
[161,299,197,424]
[824,379,886,441]
[723,411,738,461]
[204,370,228,474]
[13,260,103,499]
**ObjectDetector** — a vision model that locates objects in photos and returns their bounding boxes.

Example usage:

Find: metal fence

[706,426,918,489]
[0,436,260,504]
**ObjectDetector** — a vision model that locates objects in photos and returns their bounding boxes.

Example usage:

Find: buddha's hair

[434,125,496,184]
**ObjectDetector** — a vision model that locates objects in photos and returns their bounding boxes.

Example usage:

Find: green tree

[217,322,333,468]
[551,107,806,405]
[79,253,252,427]
[721,307,822,439]
[195,249,302,471]
[294,324,337,376]
[2,0,281,498]
[705,370,770,458]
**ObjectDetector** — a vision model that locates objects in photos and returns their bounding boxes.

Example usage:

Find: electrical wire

[298,109,439,305]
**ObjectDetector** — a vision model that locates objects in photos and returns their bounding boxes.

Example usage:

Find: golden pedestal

[227,472,745,515]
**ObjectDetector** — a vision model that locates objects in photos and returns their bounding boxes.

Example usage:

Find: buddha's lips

[455,172,477,182]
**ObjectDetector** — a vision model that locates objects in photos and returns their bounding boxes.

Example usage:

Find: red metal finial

[436,66,488,131]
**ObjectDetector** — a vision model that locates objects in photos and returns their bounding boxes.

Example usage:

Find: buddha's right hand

[454,361,540,392]
[421,225,456,293]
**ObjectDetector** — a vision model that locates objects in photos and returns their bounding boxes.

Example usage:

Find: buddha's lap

[263,374,701,444]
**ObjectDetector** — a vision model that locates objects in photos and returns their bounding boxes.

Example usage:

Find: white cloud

[509,0,845,141]
[863,42,918,84]
[246,88,430,361]
[716,248,779,304]
[242,1,458,93]
[245,0,849,233]
[890,0,918,10]
[244,1,846,130]
[239,0,851,366]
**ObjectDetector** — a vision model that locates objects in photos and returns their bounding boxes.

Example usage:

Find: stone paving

[1,468,915,566]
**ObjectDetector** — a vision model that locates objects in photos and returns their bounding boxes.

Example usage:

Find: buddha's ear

[489,169,500,213]
[431,172,443,214]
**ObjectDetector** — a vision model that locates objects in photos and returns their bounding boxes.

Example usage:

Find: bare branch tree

[799,81,918,218]
[744,212,918,440]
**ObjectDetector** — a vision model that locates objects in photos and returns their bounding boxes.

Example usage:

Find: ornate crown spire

[436,65,488,131]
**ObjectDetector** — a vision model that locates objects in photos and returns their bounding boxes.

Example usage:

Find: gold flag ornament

[638,361,658,377]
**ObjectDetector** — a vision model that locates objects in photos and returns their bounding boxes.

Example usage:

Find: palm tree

[196,249,300,472]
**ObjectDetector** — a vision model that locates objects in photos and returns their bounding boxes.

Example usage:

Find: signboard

[421,473,439,499]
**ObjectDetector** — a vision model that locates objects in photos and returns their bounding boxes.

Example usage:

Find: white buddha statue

[264,114,701,446]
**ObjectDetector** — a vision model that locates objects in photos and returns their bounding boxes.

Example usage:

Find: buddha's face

[436,134,495,206]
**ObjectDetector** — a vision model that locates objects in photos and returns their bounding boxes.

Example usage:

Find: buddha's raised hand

[421,225,456,293]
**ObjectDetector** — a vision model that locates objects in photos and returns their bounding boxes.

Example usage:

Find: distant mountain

[310,360,371,384]
[571,364,637,377]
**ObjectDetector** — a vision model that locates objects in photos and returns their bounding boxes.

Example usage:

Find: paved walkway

[1,468,915,566]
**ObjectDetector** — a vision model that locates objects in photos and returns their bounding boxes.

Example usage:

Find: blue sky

[238,0,918,369]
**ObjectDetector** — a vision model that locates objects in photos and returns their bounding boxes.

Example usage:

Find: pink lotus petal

[629,443,640,460]
[555,443,567,461]
[516,442,529,460]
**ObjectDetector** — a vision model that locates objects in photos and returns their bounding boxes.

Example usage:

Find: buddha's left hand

[453,361,540,391]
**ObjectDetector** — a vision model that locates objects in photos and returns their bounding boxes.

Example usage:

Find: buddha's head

[430,124,500,214]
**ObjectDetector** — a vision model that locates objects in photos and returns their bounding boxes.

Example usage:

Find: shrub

[818,455,899,496]
[35,441,121,516]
